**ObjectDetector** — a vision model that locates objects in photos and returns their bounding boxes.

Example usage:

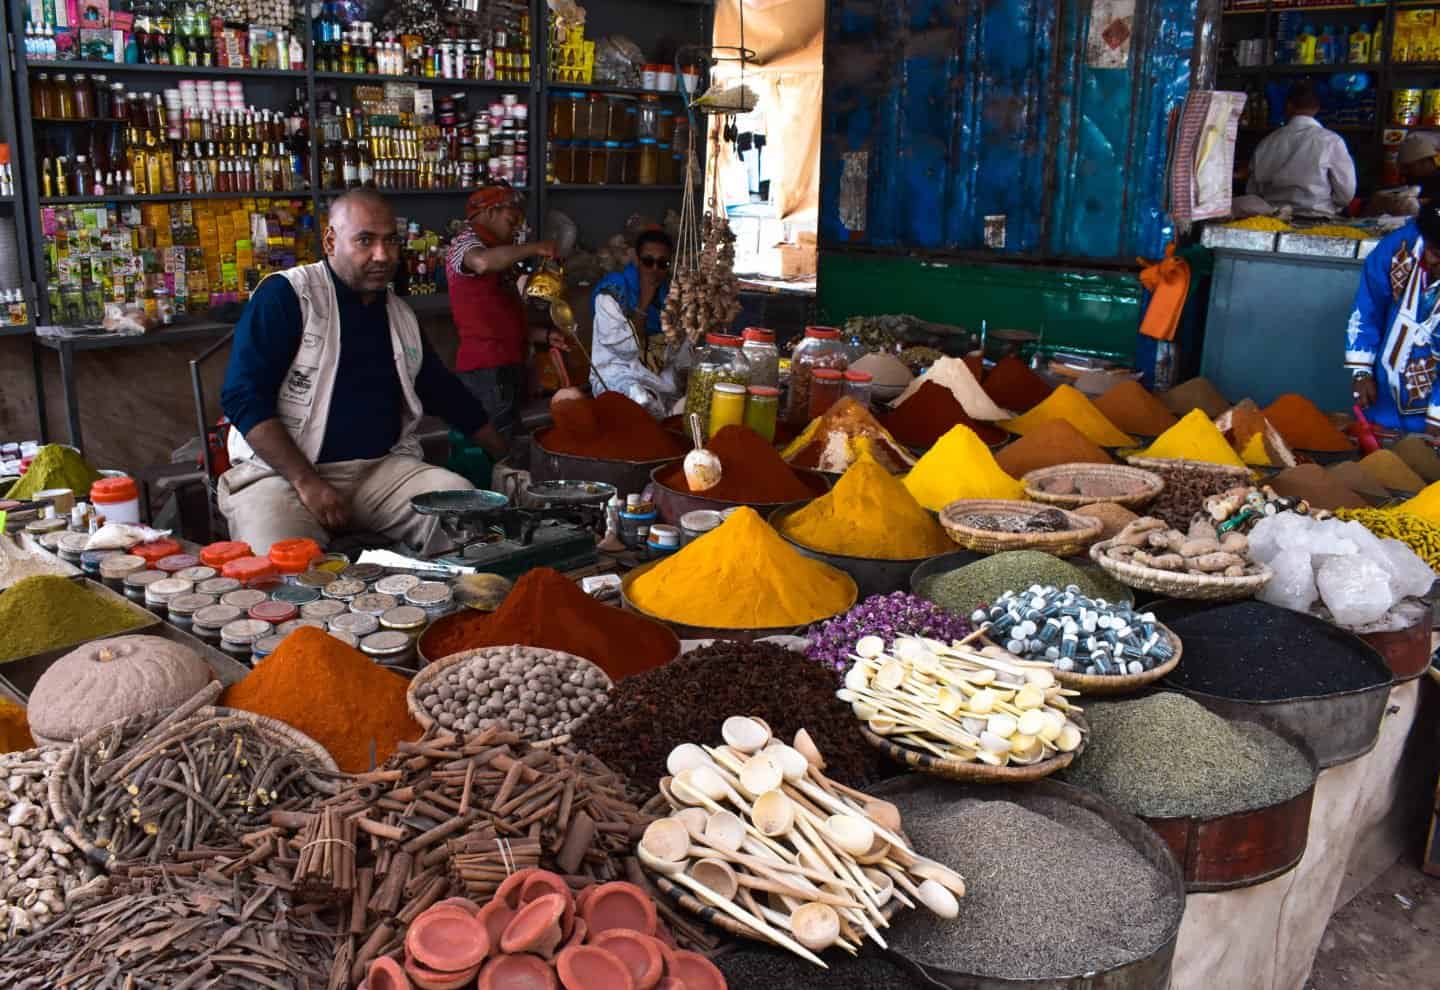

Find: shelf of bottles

[310,0,531,83]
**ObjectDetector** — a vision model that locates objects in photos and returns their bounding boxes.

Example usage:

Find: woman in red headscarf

[446,182,558,436]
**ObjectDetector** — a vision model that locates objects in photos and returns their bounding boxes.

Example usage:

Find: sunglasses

[639,256,672,269]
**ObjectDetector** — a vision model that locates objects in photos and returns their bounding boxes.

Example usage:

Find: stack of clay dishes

[363,868,728,990]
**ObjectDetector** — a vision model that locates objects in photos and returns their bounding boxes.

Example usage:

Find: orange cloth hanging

[1138,243,1191,342]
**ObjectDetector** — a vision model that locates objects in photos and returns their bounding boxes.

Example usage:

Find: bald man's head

[324,189,400,294]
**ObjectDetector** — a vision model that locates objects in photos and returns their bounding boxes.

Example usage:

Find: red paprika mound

[983,356,1054,412]
[1263,393,1354,452]
[538,393,687,461]
[419,567,679,680]
[881,381,1008,448]
[657,425,816,503]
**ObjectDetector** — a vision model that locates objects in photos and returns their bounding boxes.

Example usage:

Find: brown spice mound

[1327,461,1389,501]
[1358,449,1425,493]
[1160,377,1230,419]
[1074,502,1139,540]
[657,424,816,503]
[983,356,1054,412]
[995,420,1114,478]
[1392,435,1440,483]
[1268,463,1368,511]
[1263,393,1354,452]
[1094,380,1179,437]
[881,381,1008,448]
[538,392,687,461]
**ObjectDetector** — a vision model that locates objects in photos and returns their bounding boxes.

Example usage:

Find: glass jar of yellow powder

[707,382,748,438]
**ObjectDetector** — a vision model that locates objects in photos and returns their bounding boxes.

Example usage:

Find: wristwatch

[1350,369,1374,381]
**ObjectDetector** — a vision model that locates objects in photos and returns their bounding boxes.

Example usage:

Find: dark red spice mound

[419,567,678,680]
[984,356,1054,412]
[538,392,687,461]
[657,424,816,503]
[881,381,1007,448]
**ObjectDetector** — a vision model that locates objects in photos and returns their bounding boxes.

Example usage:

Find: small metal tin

[26,518,66,537]
[156,553,201,574]
[322,578,367,602]
[341,563,385,584]
[350,592,399,617]
[374,573,422,597]
[250,600,298,625]
[327,629,360,648]
[360,630,414,664]
[271,584,321,606]
[57,532,91,561]
[301,599,349,622]
[380,605,428,634]
[123,569,169,602]
[316,553,350,573]
[167,592,217,619]
[192,603,245,643]
[174,565,218,584]
[405,581,454,609]
[80,548,118,575]
[100,553,146,589]
[297,569,338,588]
[220,618,272,661]
[251,634,288,660]
[275,618,327,636]
[197,576,242,596]
[330,611,380,637]
[220,588,269,611]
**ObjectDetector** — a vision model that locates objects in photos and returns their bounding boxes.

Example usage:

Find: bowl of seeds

[407,645,613,745]
[938,500,1103,557]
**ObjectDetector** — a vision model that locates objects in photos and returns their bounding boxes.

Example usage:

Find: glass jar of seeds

[685,333,751,429]
[785,326,849,426]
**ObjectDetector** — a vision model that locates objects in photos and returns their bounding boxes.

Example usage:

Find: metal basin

[868,776,1185,990]
[1357,599,1433,681]
[528,435,678,498]
[910,550,1134,612]
[768,502,949,599]
[619,559,856,643]
[647,464,830,525]
[1152,598,1394,769]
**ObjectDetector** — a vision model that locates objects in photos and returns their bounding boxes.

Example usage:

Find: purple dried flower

[803,592,970,678]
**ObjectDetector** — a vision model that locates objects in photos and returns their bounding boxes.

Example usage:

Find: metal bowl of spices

[769,502,954,600]
[647,464,831,526]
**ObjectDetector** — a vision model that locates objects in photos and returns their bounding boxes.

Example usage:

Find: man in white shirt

[1247,81,1357,215]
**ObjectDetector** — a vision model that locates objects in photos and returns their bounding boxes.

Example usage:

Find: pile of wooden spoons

[841,634,1086,766]
[638,715,965,968]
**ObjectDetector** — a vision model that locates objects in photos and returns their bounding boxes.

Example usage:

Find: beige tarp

[706,0,822,221]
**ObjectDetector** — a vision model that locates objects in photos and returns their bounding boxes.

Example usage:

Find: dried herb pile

[570,640,889,799]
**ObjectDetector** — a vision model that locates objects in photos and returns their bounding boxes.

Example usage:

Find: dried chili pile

[656,424,815,502]
[418,567,678,679]
[982,356,1054,412]
[881,381,1008,448]
[570,640,891,800]
[538,392,687,461]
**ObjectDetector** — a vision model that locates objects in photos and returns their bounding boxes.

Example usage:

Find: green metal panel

[817,252,1144,361]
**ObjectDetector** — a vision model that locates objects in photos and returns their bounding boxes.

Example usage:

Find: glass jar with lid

[73,74,95,118]
[620,141,638,183]
[551,140,576,183]
[658,143,676,184]
[31,73,56,120]
[580,93,607,140]
[785,326,850,425]
[808,368,845,419]
[843,370,874,409]
[637,94,662,139]
[637,138,660,184]
[603,140,625,184]
[586,142,608,184]
[741,327,780,388]
[685,333,751,427]
[54,74,75,119]
[657,108,676,142]
[707,381,748,438]
[549,91,576,139]
[744,385,781,442]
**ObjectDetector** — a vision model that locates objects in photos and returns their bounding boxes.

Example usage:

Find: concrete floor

[1308,858,1439,989]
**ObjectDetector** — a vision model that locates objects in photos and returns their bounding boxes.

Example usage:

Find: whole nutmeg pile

[416,646,611,740]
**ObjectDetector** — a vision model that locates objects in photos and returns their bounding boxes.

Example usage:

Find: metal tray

[1275,232,1360,258]
[0,577,160,699]
[1200,225,1278,252]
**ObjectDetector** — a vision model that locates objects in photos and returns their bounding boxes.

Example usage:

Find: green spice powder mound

[0,575,149,663]
[919,550,1130,614]
[4,445,103,500]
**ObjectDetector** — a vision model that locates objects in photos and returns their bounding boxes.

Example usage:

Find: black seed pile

[1157,600,1392,701]
[716,946,926,989]
[877,779,1178,980]
[569,640,891,800]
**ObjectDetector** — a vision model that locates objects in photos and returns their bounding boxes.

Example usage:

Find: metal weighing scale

[410,481,616,578]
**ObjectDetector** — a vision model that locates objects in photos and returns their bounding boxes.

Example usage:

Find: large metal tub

[619,559,856,643]
[1152,599,1394,769]
[528,435,676,499]
[868,776,1185,989]
[647,465,829,525]
[768,502,948,599]
[1137,698,1320,892]
[1357,599,1432,681]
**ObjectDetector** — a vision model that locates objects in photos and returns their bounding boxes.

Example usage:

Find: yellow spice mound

[1397,480,1440,525]
[904,424,1025,511]
[627,507,856,628]
[1136,409,1248,469]
[1001,385,1135,448]
[782,451,953,560]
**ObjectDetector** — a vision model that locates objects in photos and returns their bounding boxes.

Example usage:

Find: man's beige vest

[227,262,426,467]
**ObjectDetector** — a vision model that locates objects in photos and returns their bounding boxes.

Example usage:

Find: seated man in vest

[218,188,505,553]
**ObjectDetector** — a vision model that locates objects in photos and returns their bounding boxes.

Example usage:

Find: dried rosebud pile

[806,593,971,676]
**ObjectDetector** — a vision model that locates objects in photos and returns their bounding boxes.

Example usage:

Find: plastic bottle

[1318,26,1333,65]
[1350,24,1371,64]
[1297,25,1318,65]
[1372,21,1384,63]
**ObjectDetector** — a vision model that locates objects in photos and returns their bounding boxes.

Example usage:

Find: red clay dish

[406,907,490,973]
[501,893,569,958]
[403,953,482,990]
[562,917,588,952]
[476,953,560,990]
[479,898,518,948]
[589,930,664,990]
[581,882,657,937]
[556,945,636,990]
[434,896,483,917]
[666,950,726,990]
[366,956,411,990]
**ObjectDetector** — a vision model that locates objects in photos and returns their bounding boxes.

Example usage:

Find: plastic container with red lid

[132,539,182,565]
[222,555,279,586]
[269,538,323,575]
[90,476,141,524]
[249,600,299,625]
[200,540,252,568]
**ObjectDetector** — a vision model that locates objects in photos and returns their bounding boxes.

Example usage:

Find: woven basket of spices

[47,694,339,870]
[1089,538,1273,602]
[860,719,1086,783]
[938,500,1103,557]
[1046,627,1185,696]
[1022,464,1165,510]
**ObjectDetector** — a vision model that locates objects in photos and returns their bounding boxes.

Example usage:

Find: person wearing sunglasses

[589,228,690,416]
[446,182,558,437]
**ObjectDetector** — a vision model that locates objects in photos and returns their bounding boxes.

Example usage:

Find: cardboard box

[778,241,817,278]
